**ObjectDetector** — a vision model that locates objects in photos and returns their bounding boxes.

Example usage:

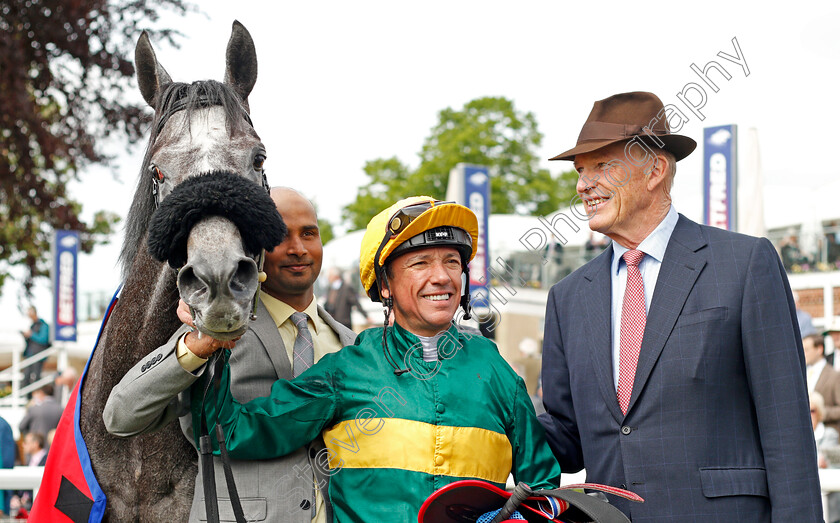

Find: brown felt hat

[550,91,697,162]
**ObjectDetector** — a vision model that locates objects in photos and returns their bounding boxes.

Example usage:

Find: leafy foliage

[311,201,334,244]
[317,218,334,246]
[341,157,413,231]
[0,0,192,292]
[342,96,579,230]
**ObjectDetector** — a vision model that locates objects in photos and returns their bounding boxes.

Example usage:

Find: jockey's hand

[178,299,241,358]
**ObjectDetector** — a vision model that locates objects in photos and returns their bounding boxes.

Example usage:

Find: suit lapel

[626,215,707,414]
[254,301,354,380]
[251,299,293,379]
[581,246,624,423]
[318,304,356,346]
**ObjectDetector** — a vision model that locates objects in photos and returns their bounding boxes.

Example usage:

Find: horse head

[133,21,283,339]
[147,170,285,339]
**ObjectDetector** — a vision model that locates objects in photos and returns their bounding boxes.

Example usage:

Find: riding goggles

[387,200,457,237]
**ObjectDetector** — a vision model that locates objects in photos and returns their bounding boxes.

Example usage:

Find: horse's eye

[253,154,266,171]
[148,164,164,182]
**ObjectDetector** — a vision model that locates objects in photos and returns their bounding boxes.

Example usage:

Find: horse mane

[119,80,253,278]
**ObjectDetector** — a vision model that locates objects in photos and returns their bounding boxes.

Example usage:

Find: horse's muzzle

[178,254,259,340]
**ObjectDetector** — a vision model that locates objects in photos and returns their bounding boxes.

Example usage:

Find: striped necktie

[291,312,314,377]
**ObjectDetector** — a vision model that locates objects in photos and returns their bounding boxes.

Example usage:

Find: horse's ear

[224,20,258,110]
[135,31,173,107]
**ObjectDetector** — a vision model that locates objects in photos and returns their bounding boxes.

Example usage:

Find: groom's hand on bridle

[177,299,241,358]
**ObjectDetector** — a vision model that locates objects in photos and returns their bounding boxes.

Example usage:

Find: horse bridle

[148,91,266,523]
[147,91,261,208]
[148,94,270,322]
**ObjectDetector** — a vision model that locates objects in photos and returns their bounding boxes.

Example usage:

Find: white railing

[0,346,66,408]
[0,466,43,499]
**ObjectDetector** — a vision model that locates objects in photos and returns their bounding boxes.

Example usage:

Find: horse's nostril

[178,266,208,302]
[230,259,258,294]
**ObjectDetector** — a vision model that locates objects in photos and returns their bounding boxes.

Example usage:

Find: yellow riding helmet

[359,196,479,302]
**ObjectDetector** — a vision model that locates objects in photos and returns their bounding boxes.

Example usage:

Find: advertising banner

[703,125,738,230]
[53,230,79,342]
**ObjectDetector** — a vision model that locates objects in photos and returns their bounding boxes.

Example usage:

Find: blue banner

[463,166,490,308]
[703,125,738,230]
[53,230,79,342]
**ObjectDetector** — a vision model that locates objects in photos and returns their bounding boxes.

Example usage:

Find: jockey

[197,196,561,522]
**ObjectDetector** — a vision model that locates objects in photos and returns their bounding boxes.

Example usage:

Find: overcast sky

[4,0,839,328]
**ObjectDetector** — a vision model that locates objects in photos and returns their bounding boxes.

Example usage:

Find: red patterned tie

[617,249,646,415]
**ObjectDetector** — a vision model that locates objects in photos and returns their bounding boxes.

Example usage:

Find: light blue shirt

[610,205,679,388]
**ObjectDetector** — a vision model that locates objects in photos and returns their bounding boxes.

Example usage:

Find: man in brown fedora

[539,91,822,521]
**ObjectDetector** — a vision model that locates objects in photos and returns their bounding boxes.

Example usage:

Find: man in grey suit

[19,385,62,439]
[104,187,355,522]
[539,92,822,521]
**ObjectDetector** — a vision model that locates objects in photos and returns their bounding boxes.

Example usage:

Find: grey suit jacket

[539,215,823,522]
[104,300,356,522]
[19,396,63,438]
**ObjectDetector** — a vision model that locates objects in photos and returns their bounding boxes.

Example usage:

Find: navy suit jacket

[539,215,822,522]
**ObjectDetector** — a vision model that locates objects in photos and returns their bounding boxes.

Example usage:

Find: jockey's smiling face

[381,246,462,337]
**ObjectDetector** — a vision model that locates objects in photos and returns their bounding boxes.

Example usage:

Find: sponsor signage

[462,165,490,308]
[703,125,738,230]
[53,230,79,342]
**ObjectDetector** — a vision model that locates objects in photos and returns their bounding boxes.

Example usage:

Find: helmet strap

[379,268,393,310]
[378,270,409,376]
[460,264,472,320]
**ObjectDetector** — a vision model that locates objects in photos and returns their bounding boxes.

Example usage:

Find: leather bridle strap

[199,352,246,523]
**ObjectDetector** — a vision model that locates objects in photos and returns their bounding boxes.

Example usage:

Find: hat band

[577,121,667,143]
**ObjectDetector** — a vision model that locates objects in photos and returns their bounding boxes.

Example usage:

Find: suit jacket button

[141,363,148,372]
[300,499,311,510]
[156,353,163,362]
[621,426,632,435]
[620,483,627,490]
[309,447,318,459]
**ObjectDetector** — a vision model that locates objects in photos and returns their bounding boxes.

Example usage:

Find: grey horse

[78,21,274,521]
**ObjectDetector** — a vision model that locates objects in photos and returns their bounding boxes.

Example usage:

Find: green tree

[0,0,192,293]
[342,97,579,229]
[554,168,581,211]
[341,157,413,231]
[317,218,334,246]
[311,201,334,245]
